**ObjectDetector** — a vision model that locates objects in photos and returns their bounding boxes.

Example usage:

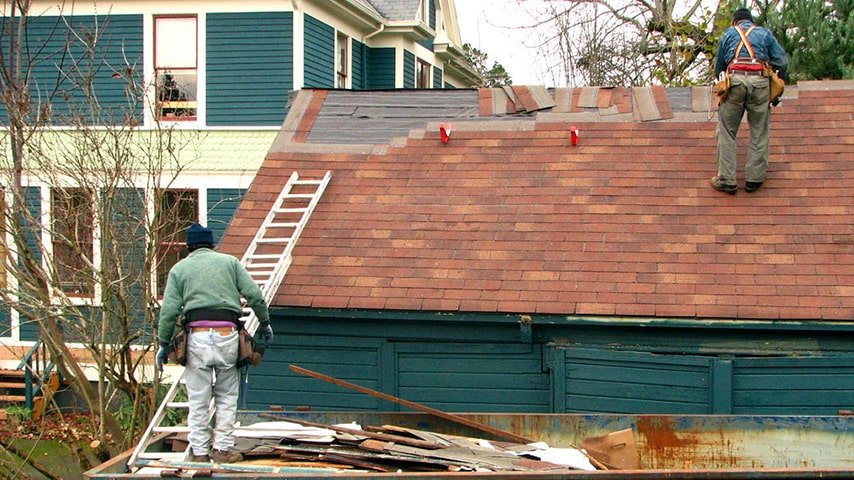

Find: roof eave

[320,0,386,29]
[378,20,434,41]
[435,42,480,86]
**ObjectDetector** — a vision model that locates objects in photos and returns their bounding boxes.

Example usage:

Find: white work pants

[185,330,239,456]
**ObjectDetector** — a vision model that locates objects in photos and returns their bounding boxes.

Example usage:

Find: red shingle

[219,82,854,323]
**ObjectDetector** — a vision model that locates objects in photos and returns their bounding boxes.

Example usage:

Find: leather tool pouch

[236,323,256,368]
[713,73,731,105]
[169,318,188,366]
[764,64,785,103]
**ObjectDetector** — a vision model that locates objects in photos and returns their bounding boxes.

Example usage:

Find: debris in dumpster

[580,428,639,470]
[289,364,537,444]
[163,415,600,473]
[148,365,640,474]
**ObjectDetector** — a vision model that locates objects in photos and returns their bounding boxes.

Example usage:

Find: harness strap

[734,25,757,60]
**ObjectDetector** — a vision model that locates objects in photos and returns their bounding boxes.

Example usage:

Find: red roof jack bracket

[439,123,452,143]
[570,125,580,146]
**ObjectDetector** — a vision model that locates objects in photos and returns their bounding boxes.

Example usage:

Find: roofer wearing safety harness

[711,8,788,195]
[156,223,273,464]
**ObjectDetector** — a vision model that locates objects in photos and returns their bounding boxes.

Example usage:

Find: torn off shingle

[577,87,600,108]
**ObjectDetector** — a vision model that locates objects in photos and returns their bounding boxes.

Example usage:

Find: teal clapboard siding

[206,188,246,242]
[352,39,366,89]
[105,188,149,342]
[366,47,395,89]
[732,356,854,415]
[0,15,143,125]
[403,50,415,88]
[206,12,292,126]
[396,343,550,412]
[417,0,435,51]
[304,15,334,88]
[250,310,854,415]
[244,336,384,411]
[553,347,713,414]
[433,67,443,89]
[18,187,42,341]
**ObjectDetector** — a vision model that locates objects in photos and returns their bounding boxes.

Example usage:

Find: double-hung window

[154,15,198,121]
[417,0,430,25]
[336,32,349,88]
[154,189,198,296]
[417,59,431,88]
[51,188,95,297]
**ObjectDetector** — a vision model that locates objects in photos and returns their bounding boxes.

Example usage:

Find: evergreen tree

[764,0,853,81]
[463,43,513,87]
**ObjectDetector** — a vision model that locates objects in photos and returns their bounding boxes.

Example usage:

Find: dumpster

[86,411,854,479]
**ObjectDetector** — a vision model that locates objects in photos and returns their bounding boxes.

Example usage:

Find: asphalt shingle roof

[367,0,419,21]
[220,81,854,322]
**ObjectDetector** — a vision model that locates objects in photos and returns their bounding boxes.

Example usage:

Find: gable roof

[220,81,854,322]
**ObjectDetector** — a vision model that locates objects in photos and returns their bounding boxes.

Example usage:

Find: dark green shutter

[303,15,334,88]
[403,50,415,88]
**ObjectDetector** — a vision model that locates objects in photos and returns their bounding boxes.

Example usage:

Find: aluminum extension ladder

[127,171,332,471]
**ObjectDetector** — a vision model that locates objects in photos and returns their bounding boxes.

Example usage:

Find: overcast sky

[454,1,556,86]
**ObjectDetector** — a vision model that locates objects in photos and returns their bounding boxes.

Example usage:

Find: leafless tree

[514,0,731,86]
[0,1,200,460]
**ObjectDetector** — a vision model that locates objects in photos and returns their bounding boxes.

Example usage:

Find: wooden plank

[258,413,445,450]
[289,364,536,444]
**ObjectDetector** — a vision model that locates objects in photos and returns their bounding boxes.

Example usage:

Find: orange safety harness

[728,25,765,72]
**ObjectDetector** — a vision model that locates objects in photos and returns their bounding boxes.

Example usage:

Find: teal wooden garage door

[549,347,716,414]
[394,342,550,413]
[732,355,854,415]
[549,347,854,415]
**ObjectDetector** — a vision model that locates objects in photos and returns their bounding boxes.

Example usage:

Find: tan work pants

[715,74,771,185]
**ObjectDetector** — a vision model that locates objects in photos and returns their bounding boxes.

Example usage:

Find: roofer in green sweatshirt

[156,223,273,464]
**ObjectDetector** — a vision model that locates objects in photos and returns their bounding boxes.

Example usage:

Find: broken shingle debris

[156,416,598,474]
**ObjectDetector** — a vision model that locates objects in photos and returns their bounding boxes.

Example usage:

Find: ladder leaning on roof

[127,171,332,471]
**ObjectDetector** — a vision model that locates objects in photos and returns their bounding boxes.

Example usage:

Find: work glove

[255,322,274,345]
[156,343,170,372]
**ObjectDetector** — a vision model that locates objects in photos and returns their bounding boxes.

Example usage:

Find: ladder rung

[248,254,282,259]
[246,263,278,269]
[167,402,190,408]
[138,452,186,460]
[293,180,323,185]
[154,426,190,433]
[275,208,308,213]
[284,193,315,199]
[256,238,293,243]
[249,270,274,276]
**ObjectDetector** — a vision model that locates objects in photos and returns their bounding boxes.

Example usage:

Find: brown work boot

[188,452,210,463]
[710,176,737,195]
[745,181,763,193]
[211,449,243,464]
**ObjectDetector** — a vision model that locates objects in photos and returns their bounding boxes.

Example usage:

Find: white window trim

[10,180,235,310]
[336,31,351,89]
[144,13,207,128]
[39,184,102,306]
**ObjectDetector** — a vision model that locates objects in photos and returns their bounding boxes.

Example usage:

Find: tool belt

[184,308,239,323]
[728,69,766,76]
[190,326,236,334]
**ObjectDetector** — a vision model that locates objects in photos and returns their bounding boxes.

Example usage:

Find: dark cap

[186,223,215,247]
[733,8,753,23]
